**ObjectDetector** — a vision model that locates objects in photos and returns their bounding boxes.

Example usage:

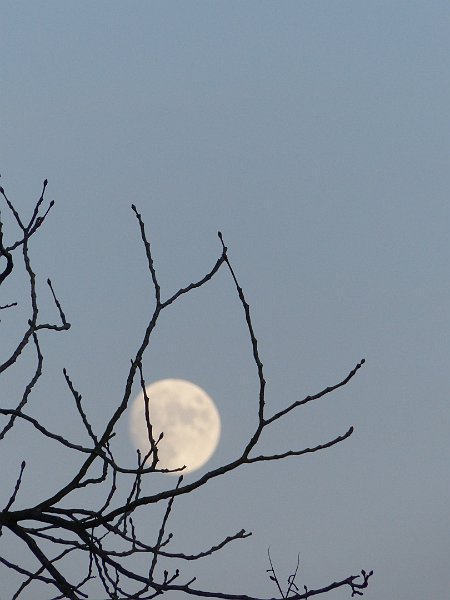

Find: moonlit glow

[129,379,221,474]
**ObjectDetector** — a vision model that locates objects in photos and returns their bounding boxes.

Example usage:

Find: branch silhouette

[0,180,372,599]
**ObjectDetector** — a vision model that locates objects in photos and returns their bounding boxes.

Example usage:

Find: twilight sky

[1,2,449,599]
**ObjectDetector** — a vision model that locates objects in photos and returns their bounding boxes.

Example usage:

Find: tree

[0,180,372,599]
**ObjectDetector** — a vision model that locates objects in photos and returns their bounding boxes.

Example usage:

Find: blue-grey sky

[1,2,449,599]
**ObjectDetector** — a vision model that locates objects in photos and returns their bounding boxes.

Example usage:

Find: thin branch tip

[217,230,227,252]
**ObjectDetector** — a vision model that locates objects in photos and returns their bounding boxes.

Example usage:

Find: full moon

[129,379,221,475]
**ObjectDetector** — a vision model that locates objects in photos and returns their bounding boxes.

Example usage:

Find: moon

[129,379,221,474]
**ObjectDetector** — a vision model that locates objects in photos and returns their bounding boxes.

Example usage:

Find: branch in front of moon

[129,379,221,475]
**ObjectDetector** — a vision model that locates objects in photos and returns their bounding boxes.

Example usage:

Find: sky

[1,1,449,599]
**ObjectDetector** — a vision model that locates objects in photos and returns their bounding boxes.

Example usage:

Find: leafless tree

[0,180,372,599]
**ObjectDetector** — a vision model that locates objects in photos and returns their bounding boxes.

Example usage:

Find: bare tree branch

[0,180,372,599]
